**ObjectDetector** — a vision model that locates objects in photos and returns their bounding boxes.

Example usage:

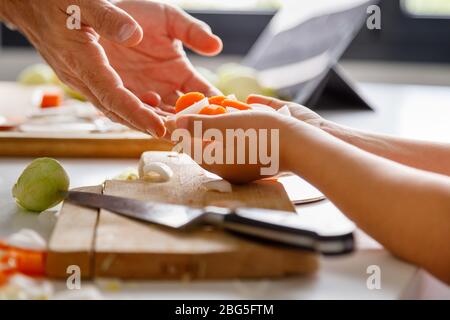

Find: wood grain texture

[94,152,318,279]
[0,82,173,158]
[0,135,173,158]
[46,185,102,279]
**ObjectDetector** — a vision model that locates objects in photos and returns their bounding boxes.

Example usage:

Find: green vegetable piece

[12,158,70,212]
[217,63,278,101]
[17,64,56,85]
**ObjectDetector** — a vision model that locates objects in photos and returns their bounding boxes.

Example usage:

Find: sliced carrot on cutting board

[221,99,252,111]
[199,105,227,116]
[175,92,205,113]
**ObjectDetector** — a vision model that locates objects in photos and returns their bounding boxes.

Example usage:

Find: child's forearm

[318,120,450,176]
[283,122,450,284]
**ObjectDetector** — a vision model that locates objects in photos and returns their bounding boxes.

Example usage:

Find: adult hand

[0,0,169,136]
[101,0,223,112]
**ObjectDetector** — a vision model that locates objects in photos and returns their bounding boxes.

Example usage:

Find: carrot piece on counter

[208,95,226,106]
[221,99,252,111]
[0,241,46,277]
[175,92,205,113]
[40,92,62,108]
[199,105,227,116]
[0,271,8,286]
[11,249,46,277]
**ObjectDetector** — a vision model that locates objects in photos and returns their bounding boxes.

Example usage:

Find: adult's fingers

[167,5,222,56]
[181,72,222,98]
[77,46,165,137]
[246,94,291,110]
[140,91,175,113]
[61,74,142,130]
[74,0,143,46]
[140,91,162,107]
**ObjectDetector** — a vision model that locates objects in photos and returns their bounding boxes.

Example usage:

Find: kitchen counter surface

[0,82,449,299]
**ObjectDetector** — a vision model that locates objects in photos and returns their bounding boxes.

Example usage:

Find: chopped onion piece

[176,98,209,116]
[277,105,292,116]
[0,274,54,300]
[226,107,240,113]
[249,104,277,113]
[6,229,47,251]
[143,162,174,182]
[114,167,139,181]
[226,94,238,101]
[52,286,104,300]
[95,278,122,292]
[204,180,232,193]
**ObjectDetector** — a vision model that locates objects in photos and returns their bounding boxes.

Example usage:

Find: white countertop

[0,82,449,299]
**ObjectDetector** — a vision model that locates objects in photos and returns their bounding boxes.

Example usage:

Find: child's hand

[247,95,324,128]
[168,111,295,184]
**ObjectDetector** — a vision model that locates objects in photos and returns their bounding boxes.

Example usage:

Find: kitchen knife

[65,191,355,255]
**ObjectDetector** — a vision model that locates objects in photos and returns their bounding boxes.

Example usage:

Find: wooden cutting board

[0,131,173,158]
[0,82,172,158]
[46,152,318,280]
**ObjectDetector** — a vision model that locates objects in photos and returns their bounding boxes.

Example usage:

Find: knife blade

[65,191,354,255]
[65,191,205,229]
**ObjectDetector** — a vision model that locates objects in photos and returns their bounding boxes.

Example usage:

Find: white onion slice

[114,167,139,181]
[6,229,47,251]
[204,180,232,193]
[143,162,174,182]
[175,98,209,117]
[52,286,104,300]
[249,104,277,113]
[277,105,292,116]
[3,274,54,300]
[226,94,238,101]
[226,107,240,113]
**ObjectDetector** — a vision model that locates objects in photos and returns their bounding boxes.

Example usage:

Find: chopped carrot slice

[0,241,9,250]
[0,241,46,277]
[208,95,226,105]
[0,271,8,286]
[221,99,252,111]
[199,105,227,116]
[175,92,205,113]
[11,249,46,277]
[40,92,62,108]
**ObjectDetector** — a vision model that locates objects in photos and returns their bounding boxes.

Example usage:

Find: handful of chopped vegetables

[175,92,253,116]
[174,92,291,117]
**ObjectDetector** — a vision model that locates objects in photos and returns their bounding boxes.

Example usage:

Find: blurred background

[1,0,450,86]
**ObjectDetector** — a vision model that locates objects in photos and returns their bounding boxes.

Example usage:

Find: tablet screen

[245,0,378,103]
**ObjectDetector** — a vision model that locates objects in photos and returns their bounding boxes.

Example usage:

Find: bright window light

[403,0,450,17]
[160,0,281,11]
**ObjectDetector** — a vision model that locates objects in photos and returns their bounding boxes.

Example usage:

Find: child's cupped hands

[166,95,303,184]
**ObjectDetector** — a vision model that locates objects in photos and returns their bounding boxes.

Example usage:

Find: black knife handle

[222,208,354,255]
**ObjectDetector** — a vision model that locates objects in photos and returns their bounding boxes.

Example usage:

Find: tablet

[245,0,378,104]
